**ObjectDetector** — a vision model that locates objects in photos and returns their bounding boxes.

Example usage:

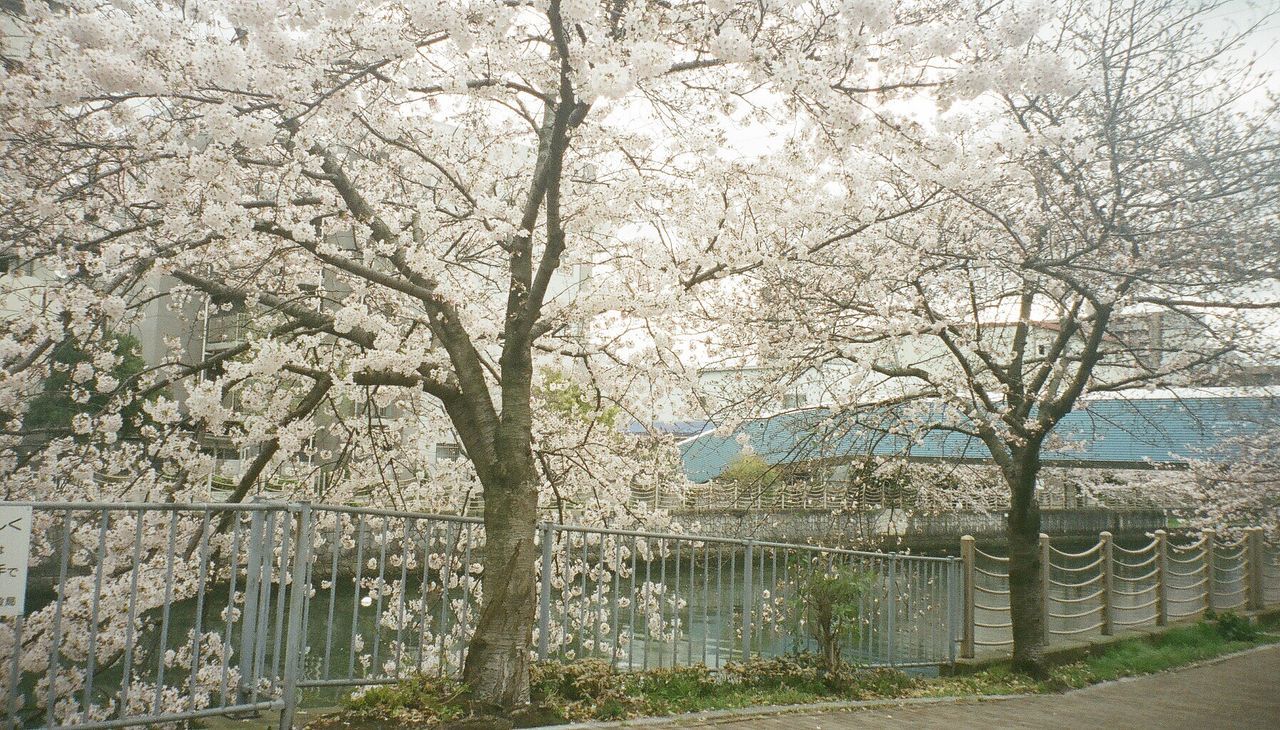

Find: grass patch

[309,614,1277,728]
[924,614,1273,697]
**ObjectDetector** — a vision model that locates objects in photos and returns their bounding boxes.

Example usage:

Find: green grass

[308,615,1278,728]
[925,617,1273,697]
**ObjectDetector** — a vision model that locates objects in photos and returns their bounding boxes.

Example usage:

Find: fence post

[887,554,897,667]
[237,509,265,704]
[742,540,754,660]
[1039,534,1051,636]
[538,523,554,661]
[947,556,959,663]
[960,535,975,659]
[1154,529,1168,626]
[1246,527,1265,611]
[1099,531,1113,636]
[279,503,313,730]
[1203,528,1217,615]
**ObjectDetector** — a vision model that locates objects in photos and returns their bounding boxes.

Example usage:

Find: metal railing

[1,501,958,730]
[662,481,1187,513]
[958,528,1276,658]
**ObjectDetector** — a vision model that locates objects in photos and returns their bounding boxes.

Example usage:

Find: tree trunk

[462,466,540,711]
[1005,451,1048,677]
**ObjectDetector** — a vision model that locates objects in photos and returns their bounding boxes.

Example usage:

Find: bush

[631,665,717,702]
[723,654,917,698]
[1209,611,1259,642]
[530,659,644,722]
[341,674,469,725]
[529,655,918,722]
[723,654,826,692]
[791,566,872,670]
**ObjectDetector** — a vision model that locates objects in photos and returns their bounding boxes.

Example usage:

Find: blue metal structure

[680,394,1280,483]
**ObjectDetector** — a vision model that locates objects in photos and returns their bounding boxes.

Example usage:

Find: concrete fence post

[1100,531,1114,636]
[1203,528,1217,614]
[1039,533,1052,636]
[960,535,975,658]
[1154,529,1168,626]
[1246,527,1265,611]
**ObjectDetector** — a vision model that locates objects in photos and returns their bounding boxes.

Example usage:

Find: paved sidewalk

[660,645,1280,730]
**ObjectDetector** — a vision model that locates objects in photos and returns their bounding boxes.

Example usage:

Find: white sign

[0,505,32,616]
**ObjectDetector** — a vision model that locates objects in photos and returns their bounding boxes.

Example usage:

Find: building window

[782,392,808,409]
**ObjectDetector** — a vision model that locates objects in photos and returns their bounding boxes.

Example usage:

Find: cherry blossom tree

[1168,422,1280,541]
[0,0,1021,712]
[720,0,1280,674]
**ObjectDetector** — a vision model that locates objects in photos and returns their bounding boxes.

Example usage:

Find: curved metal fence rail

[959,527,1275,659]
[0,501,958,730]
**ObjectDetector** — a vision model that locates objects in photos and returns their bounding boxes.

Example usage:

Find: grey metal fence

[2,502,306,730]
[2,501,958,729]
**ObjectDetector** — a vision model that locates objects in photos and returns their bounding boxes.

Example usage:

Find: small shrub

[531,659,641,722]
[724,655,826,693]
[632,665,717,702]
[1211,611,1259,642]
[341,674,468,725]
[530,658,623,702]
[843,667,919,698]
[724,653,916,698]
[791,565,873,670]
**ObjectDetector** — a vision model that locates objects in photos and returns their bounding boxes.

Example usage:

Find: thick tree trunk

[1005,451,1048,677]
[462,466,540,711]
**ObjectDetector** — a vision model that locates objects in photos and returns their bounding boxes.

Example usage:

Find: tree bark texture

[1005,451,1048,676]
[461,465,540,710]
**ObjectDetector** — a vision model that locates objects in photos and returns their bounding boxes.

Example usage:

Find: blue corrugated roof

[679,395,1280,483]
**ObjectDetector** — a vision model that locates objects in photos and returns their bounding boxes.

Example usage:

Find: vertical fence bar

[154,512,180,710]
[6,614,22,730]
[612,538,623,664]
[538,523,553,662]
[188,511,213,712]
[1203,528,1217,614]
[1155,529,1168,626]
[702,542,710,666]
[238,510,264,702]
[80,510,111,719]
[220,517,244,704]
[1246,528,1265,611]
[280,504,313,730]
[890,550,901,665]
[1100,531,1113,636]
[946,557,958,663]
[324,514,342,678]
[960,535,975,659]
[672,541,682,664]
[460,525,474,669]
[628,536,639,669]
[44,511,73,729]
[394,519,413,675]
[1039,533,1051,636]
[268,510,291,689]
[742,540,753,661]
[653,538,664,667]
